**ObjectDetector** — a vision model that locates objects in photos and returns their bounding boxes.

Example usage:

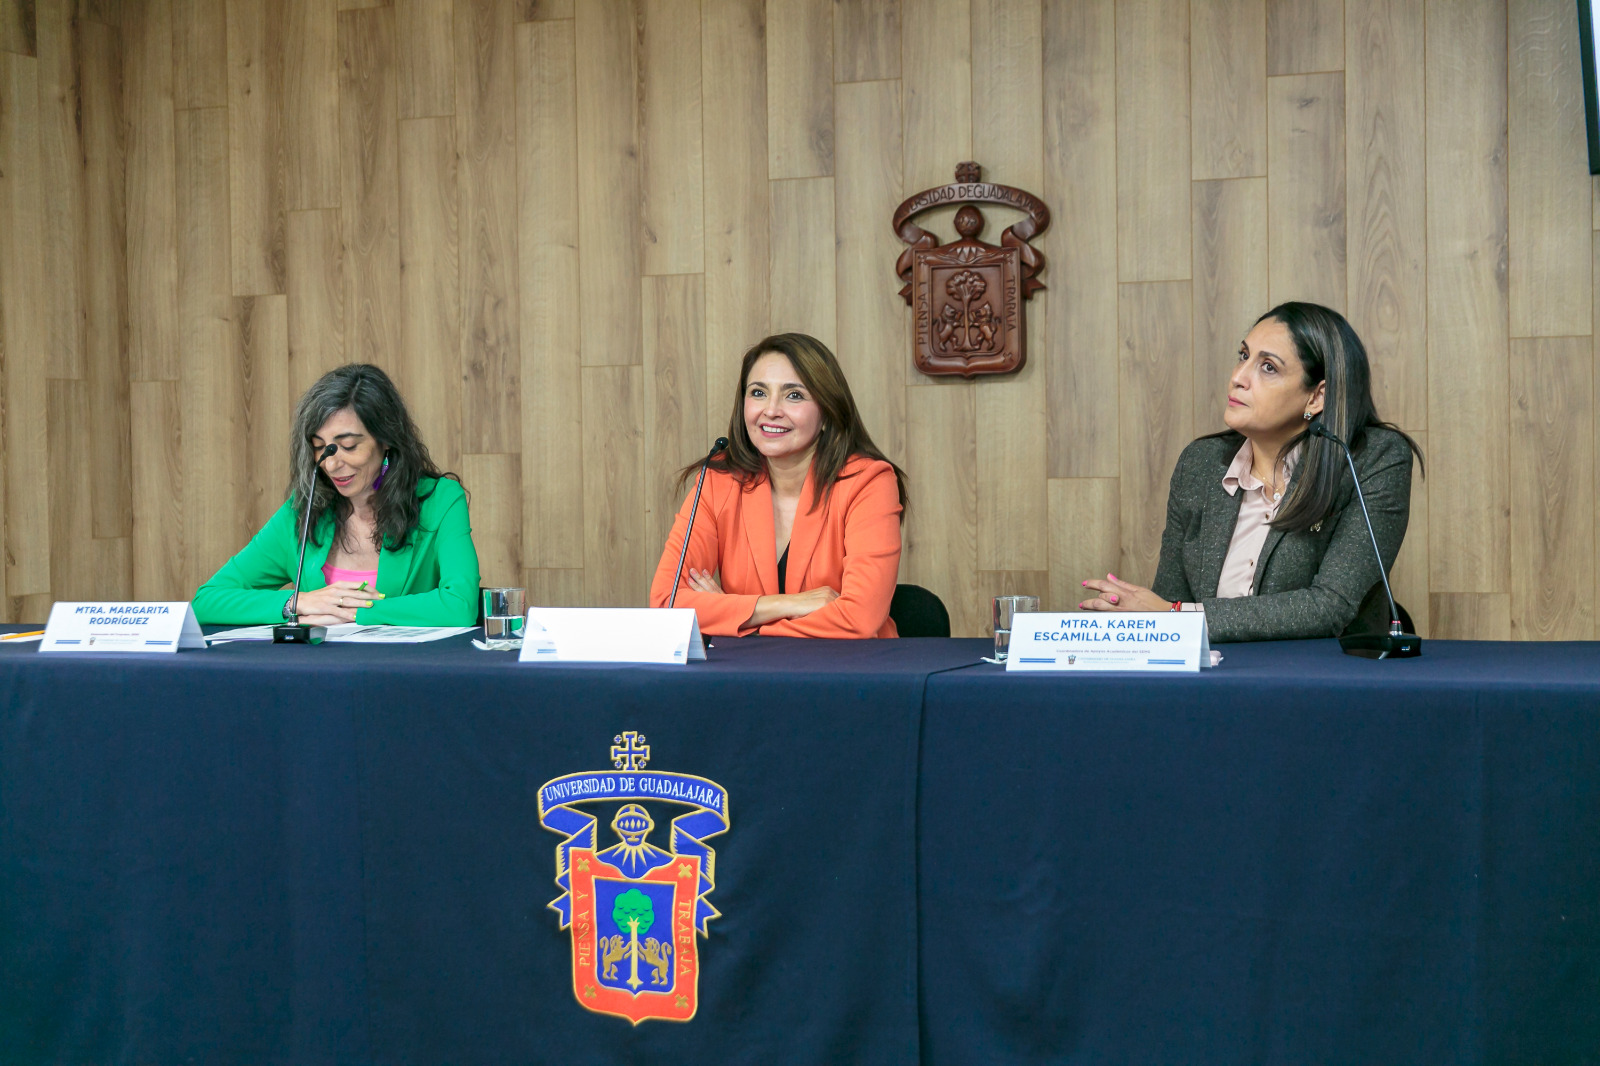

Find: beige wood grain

[228,0,287,295]
[639,0,704,274]
[583,365,647,606]
[1118,280,1193,583]
[398,0,454,117]
[767,0,832,179]
[131,380,186,599]
[0,0,34,56]
[286,207,347,393]
[79,18,130,539]
[460,453,522,584]
[398,115,462,471]
[701,0,769,437]
[78,0,123,29]
[1426,0,1508,593]
[1387,428,1428,635]
[1047,477,1120,613]
[833,79,904,462]
[0,51,50,595]
[124,0,179,382]
[835,0,898,82]
[1191,0,1266,179]
[976,570,1051,631]
[1191,178,1267,435]
[976,361,1047,570]
[1267,0,1343,75]
[642,274,707,559]
[1267,72,1346,308]
[1430,592,1510,640]
[525,566,585,605]
[517,18,583,568]
[576,0,640,367]
[1116,0,1190,282]
[174,0,227,108]
[47,379,98,600]
[769,177,836,349]
[236,294,291,530]
[1043,0,1117,477]
[905,384,979,635]
[1508,0,1591,338]
[455,0,519,448]
[972,0,1041,189]
[339,0,388,10]
[518,0,572,19]
[902,0,970,191]
[1508,337,1593,638]
[339,7,402,366]
[35,1,84,379]
[1346,0,1426,430]
[286,0,341,210]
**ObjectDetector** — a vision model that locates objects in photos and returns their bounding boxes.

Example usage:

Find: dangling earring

[373,452,390,490]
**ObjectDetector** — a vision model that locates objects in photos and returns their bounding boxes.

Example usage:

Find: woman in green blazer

[194,364,480,627]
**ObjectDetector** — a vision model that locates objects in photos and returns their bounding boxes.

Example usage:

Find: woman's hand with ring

[1078,573,1169,612]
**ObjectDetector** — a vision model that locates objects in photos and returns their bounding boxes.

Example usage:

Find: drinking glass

[992,595,1039,662]
[481,588,526,650]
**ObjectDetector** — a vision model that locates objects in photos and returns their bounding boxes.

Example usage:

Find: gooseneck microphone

[667,437,729,609]
[273,442,338,645]
[1307,422,1420,659]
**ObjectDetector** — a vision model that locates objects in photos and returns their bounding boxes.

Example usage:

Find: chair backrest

[1345,580,1415,637]
[890,583,951,638]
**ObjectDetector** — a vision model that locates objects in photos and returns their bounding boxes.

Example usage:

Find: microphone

[667,437,729,609]
[273,442,338,645]
[1306,421,1420,659]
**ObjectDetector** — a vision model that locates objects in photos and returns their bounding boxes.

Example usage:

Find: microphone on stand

[667,438,729,609]
[1306,422,1420,659]
[273,442,338,645]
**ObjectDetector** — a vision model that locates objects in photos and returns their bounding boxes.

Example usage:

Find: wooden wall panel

[397,115,461,471]
[455,0,519,449]
[48,379,100,600]
[1346,0,1426,430]
[340,7,401,367]
[1116,0,1190,283]
[0,0,35,55]
[1267,0,1343,76]
[130,380,184,598]
[902,0,970,192]
[286,0,341,211]
[1426,0,1508,593]
[124,0,178,383]
[834,0,898,82]
[286,207,346,394]
[1118,281,1193,583]
[519,0,572,19]
[905,384,979,635]
[642,274,706,559]
[1191,0,1266,180]
[1509,337,1593,639]
[639,0,704,274]
[1431,592,1511,641]
[1191,177,1267,435]
[582,365,646,606]
[1268,72,1346,308]
[1043,0,1117,478]
[35,1,84,380]
[518,17,582,568]
[769,177,836,348]
[1047,477,1119,614]
[1508,0,1591,338]
[227,0,287,295]
[460,452,521,585]
[174,0,226,109]
[397,0,454,118]
[767,0,831,180]
[1387,429,1429,635]
[237,294,290,530]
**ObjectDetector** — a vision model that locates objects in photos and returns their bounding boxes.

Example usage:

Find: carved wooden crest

[894,162,1050,377]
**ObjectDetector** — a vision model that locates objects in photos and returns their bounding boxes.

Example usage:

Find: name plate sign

[517,607,706,665]
[1005,612,1210,672]
[41,602,206,653]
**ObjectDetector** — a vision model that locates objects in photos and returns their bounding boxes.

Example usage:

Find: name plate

[41,601,206,653]
[1005,612,1210,672]
[517,607,706,665]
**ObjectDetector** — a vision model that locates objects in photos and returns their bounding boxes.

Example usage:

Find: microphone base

[272,623,327,645]
[1339,632,1421,659]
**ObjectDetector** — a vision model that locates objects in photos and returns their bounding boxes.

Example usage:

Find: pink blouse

[1213,439,1299,599]
[322,563,379,588]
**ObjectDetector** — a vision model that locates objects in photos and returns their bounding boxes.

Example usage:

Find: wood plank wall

[0,0,1594,640]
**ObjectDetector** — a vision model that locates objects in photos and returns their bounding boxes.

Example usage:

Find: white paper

[1004,612,1211,673]
[206,623,473,644]
[517,607,705,665]
[41,602,206,653]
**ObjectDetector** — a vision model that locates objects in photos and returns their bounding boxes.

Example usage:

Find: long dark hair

[680,333,908,515]
[288,364,454,550]
[1231,302,1423,533]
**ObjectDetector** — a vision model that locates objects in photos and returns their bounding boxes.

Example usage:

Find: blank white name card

[41,602,206,653]
[1005,612,1211,673]
[517,607,706,665]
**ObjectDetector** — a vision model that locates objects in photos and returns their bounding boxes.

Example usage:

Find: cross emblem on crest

[610,731,650,771]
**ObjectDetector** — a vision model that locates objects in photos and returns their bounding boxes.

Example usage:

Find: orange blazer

[648,455,902,638]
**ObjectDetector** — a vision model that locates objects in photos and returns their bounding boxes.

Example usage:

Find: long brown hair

[679,333,908,515]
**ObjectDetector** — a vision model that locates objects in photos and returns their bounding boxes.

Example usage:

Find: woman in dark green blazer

[194,364,480,627]
[1079,302,1422,642]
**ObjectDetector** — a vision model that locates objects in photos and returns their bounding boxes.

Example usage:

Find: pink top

[322,563,378,588]
[1212,439,1299,599]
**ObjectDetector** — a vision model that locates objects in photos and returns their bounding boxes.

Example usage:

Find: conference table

[1,631,1596,1064]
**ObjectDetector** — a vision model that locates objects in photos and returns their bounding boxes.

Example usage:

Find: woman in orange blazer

[648,333,907,638]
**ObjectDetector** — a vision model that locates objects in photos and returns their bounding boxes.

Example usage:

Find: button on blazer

[649,455,902,638]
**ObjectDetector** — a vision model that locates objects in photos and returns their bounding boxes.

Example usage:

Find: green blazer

[192,477,481,626]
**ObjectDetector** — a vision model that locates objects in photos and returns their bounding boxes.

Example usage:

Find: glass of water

[992,595,1040,662]
[481,588,526,650]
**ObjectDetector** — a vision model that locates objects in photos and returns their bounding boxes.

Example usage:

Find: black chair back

[890,584,951,638]
[1344,580,1415,637]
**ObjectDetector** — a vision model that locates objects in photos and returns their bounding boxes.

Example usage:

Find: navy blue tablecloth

[917,639,1600,1065]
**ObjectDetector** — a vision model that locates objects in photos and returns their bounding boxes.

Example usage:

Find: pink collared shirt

[1212,439,1299,599]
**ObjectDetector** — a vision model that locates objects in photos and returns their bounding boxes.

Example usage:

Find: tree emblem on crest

[894,161,1050,377]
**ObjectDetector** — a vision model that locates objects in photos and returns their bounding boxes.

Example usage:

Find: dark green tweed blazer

[1150,428,1414,643]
